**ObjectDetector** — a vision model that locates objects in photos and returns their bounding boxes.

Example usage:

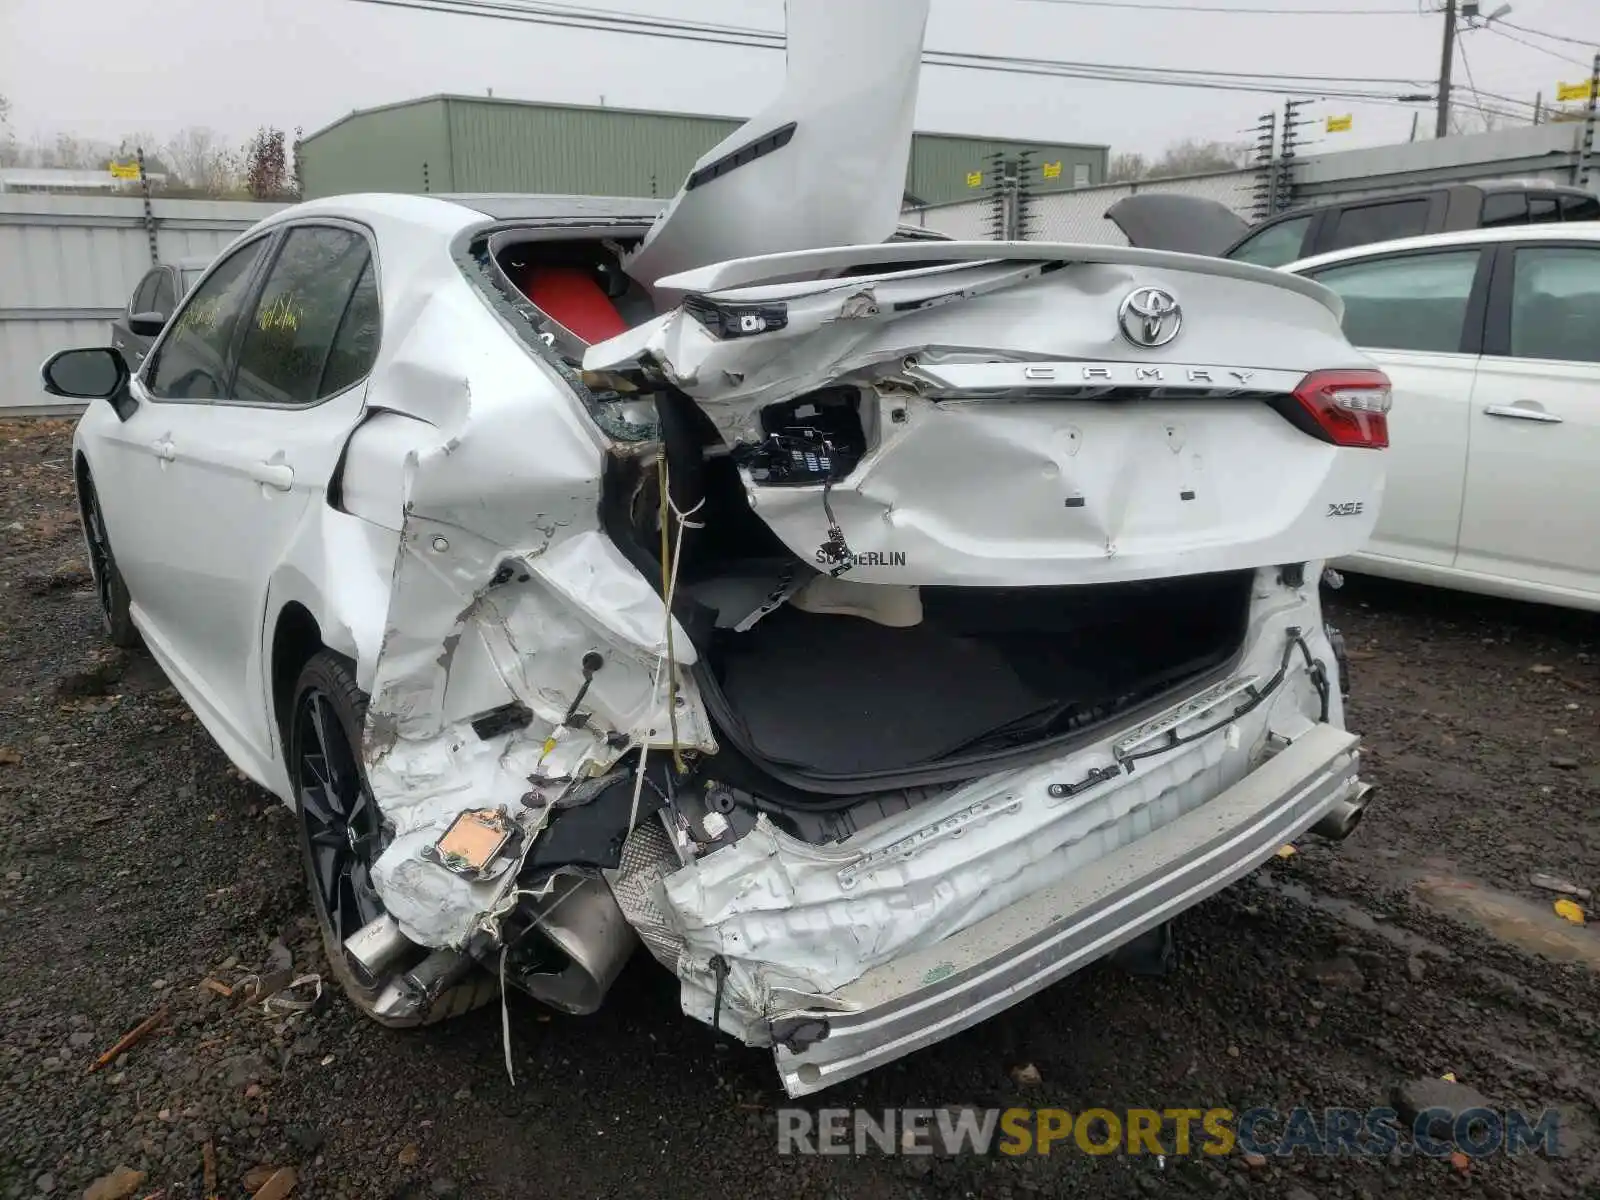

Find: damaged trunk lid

[588,242,1388,589]
[621,0,928,292]
[1104,193,1251,255]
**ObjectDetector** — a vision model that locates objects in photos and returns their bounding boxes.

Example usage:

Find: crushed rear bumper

[772,721,1361,1096]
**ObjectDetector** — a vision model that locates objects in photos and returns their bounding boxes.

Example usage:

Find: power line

[1459,85,1541,113]
[1012,0,1419,13]
[382,0,777,49]
[440,0,774,41]
[1484,23,1595,70]
[1498,18,1598,51]
[1455,36,1498,127]
[345,0,1435,98]
[937,47,1427,86]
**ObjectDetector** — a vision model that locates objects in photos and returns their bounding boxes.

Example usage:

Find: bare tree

[1151,138,1252,177]
[46,133,111,170]
[1449,104,1501,136]
[1107,151,1148,183]
[111,132,171,177]
[0,95,17,168]
[164,126,238,196]
[1106,139,1252,184]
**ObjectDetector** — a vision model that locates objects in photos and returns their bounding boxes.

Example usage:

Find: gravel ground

[2,417,1598,1200]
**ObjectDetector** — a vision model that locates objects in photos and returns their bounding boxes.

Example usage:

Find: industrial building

[297,94,1106,206]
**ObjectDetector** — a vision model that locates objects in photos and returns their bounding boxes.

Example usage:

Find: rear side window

[145,239,268,400]
[1560,194,1600,223]
[1480,193,1528,228]
[1530,195,1561,225]
[130,269,162,315]
[1308,250,1481,353]
[1324,199,1430,253]
[151,270,177,317]
[320,260,381,398]
[1507,246,1600,364]
[234,226,377,406]
[1226,215,1313,267]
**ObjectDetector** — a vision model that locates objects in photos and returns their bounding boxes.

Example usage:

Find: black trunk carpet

[713,607,1057,775]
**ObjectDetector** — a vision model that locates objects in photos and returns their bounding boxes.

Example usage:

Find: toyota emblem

[1118,287,1182,349]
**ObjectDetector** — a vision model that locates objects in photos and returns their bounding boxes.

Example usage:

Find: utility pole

[1533,91,1544,126]
[1435,0,1458,139]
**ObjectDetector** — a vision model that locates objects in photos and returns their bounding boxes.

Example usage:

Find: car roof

[252,193,654,240]
[1282,221,1600,274]
[1472,179,1591,195]
[256,192,950,243]
[436,193,664,222]
[1249,179,1591,231]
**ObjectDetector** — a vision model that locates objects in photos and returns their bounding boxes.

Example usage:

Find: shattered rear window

[456,234,659,443]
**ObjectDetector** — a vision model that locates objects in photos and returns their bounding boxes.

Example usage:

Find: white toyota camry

[41,0,1388,1096]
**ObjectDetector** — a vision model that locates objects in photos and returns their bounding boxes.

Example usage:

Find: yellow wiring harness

[658,449,687,773]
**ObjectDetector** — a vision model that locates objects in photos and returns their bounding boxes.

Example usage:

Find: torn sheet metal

[623,0,930,294]
[354,288,712,951]
[657,583,1340,1041]
[587,253,1382,587]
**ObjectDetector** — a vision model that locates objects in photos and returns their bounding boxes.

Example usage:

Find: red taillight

[1292,369,1392,449]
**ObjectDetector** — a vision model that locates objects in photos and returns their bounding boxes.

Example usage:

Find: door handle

[150,437,175,461]
[250,461,295,492]
[1484,403,1562,424]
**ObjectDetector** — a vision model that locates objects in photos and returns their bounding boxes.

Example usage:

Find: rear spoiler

[647,240,1341,313]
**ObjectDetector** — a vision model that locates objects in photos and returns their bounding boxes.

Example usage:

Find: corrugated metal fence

[0,195,284,415]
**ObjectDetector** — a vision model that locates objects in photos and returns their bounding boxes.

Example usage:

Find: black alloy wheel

[79,471,139,647]
[288,651,498,1025]
[295,684,385,948]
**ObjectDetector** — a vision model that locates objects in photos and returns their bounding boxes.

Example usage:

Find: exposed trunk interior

[478,232,1272,795]
[602,393,1256,791]
[701,573,1254,778]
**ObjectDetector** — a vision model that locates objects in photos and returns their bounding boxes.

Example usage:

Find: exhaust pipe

[1311,782,1375,841]
[372,945,480,1021]
[343,913,415,989]
[512,876,639,1015]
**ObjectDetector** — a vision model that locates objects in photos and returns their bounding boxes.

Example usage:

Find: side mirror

[40,347,136,421]
[128,310,168,337]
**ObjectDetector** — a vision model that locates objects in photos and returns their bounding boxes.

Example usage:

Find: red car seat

[510,265,630,344]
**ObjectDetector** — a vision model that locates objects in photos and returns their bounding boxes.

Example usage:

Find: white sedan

[1283,224,1600,612]
[36,0,1383,1098]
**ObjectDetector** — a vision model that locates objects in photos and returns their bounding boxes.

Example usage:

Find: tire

[79,471,139,649]
[288,651,498,1027]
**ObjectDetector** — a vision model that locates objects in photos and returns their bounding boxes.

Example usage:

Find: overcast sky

[3,0,1599,160]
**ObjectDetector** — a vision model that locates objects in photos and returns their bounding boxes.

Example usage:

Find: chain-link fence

[903,197,994,240]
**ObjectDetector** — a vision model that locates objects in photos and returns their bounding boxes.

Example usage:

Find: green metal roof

[300,95,1107,206]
